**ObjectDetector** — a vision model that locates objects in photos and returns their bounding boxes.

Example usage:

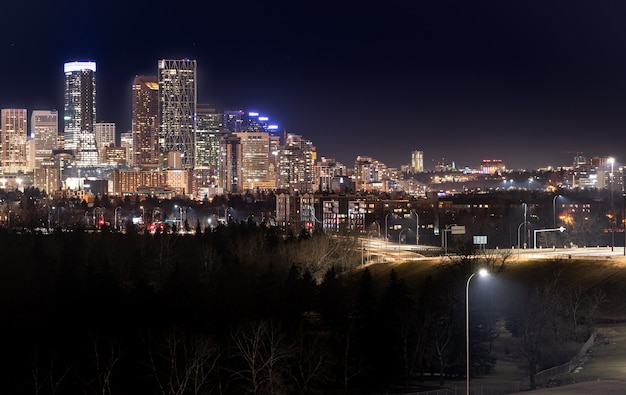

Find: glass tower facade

[158,59,197,169]
[63,61,97,166]
[132,75,159,166]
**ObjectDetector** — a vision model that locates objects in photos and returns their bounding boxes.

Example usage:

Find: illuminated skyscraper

[195,105,223,168]
[224,109,245,133]
[158,59,197,169]
[411,150,424,172]
[132,75,159,166]
[63,61,97,166]
[95,122,115,149]
[234,131,276,190]
[220,134,242,193]
[1,108,28,174]
[278,133,316,193]
[31,110,58,170]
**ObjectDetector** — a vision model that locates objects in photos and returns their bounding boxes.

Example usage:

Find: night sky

[2,1,626,170]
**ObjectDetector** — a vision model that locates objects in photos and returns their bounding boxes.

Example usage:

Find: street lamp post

[608,158,615,248]
[466,269,489,395]
[552,194,560,230]
[398,228,409,260]
[411,209,419,246]
[534,226,566,249]
[385,212,393,248]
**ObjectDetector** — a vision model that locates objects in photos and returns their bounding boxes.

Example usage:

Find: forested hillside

[0,226,616,394]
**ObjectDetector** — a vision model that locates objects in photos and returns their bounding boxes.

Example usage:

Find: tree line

[0,224,605,394]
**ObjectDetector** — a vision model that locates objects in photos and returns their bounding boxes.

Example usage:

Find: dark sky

[2,1,626,170]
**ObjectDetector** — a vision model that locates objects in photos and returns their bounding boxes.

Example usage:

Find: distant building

[224,109,245,133]
[278,133,316,193]
[479,159,506,174]
[1,108,28,174]
[64,61,98,166]
[120,132,133,166]
[411,150,424,172]
[315,157,346,192]
[195,104,223,184]
[220,134,242,193]
[132,75,159,166]
[95,122,115,152]
[101,146,127,166]
[113,169,168,195]
[234,131,276,190]
[158,59,197,169]
[31,110,58,170]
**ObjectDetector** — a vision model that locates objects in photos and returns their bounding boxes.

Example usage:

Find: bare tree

[147,327,222,395]
[87,335,121,395]
[230,321,291,395]
[31,347,72,395]
[288,330,331,393]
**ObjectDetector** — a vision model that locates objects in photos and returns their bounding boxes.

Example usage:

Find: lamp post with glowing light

[411,209,419,246]
[385,212,393,248]
[398,228,410,260]
[466,269,489,395]
[608,157,615,251]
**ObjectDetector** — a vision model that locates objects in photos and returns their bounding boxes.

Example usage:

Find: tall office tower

[224,109,245,133]
[132,75,159,166]
[64,61,97,166]
[278,133,316,193]
[95,122,116,149]
[220,134,242,193]
[1,108,28,174]
[31,110,59,170]
[120,131,133,165]
[246,112,269,132]
[195,105,223,185]
[158,59,197,169]
[411,150,424,172]
[234,131,276,190]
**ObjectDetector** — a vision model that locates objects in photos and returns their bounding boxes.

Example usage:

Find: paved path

[508,323,626,394]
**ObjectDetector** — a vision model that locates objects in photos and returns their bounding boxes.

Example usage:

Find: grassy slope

[359,256,626,321]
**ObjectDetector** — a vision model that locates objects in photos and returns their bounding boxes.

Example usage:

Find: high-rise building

[132,75,159,166]
[120,131,133,166]
[224,109,245,133]
[95,122,116,150]
[158,59,197,169]
[234,131,276,190]
[220,134,242,193]
[195,105,223,168]
[1,108,28,174]
[246,112,269,132]
[411,150,424,172]
[63,61,97,166]
[278,133,316,193]
[31,110,58,170]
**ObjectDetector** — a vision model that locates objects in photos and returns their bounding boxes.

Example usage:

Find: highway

[360,237,626,263]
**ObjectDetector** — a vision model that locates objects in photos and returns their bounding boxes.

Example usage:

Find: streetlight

[517,221,529,259]
[385,212,394,247]
[608,157,615,251]
[552,194,561,230]
[398,227,410,260]
[534,226,566,249]
[466,269,489,395]
[411,209,419,246]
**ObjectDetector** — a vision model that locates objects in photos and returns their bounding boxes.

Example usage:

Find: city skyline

[1,1,626,170]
